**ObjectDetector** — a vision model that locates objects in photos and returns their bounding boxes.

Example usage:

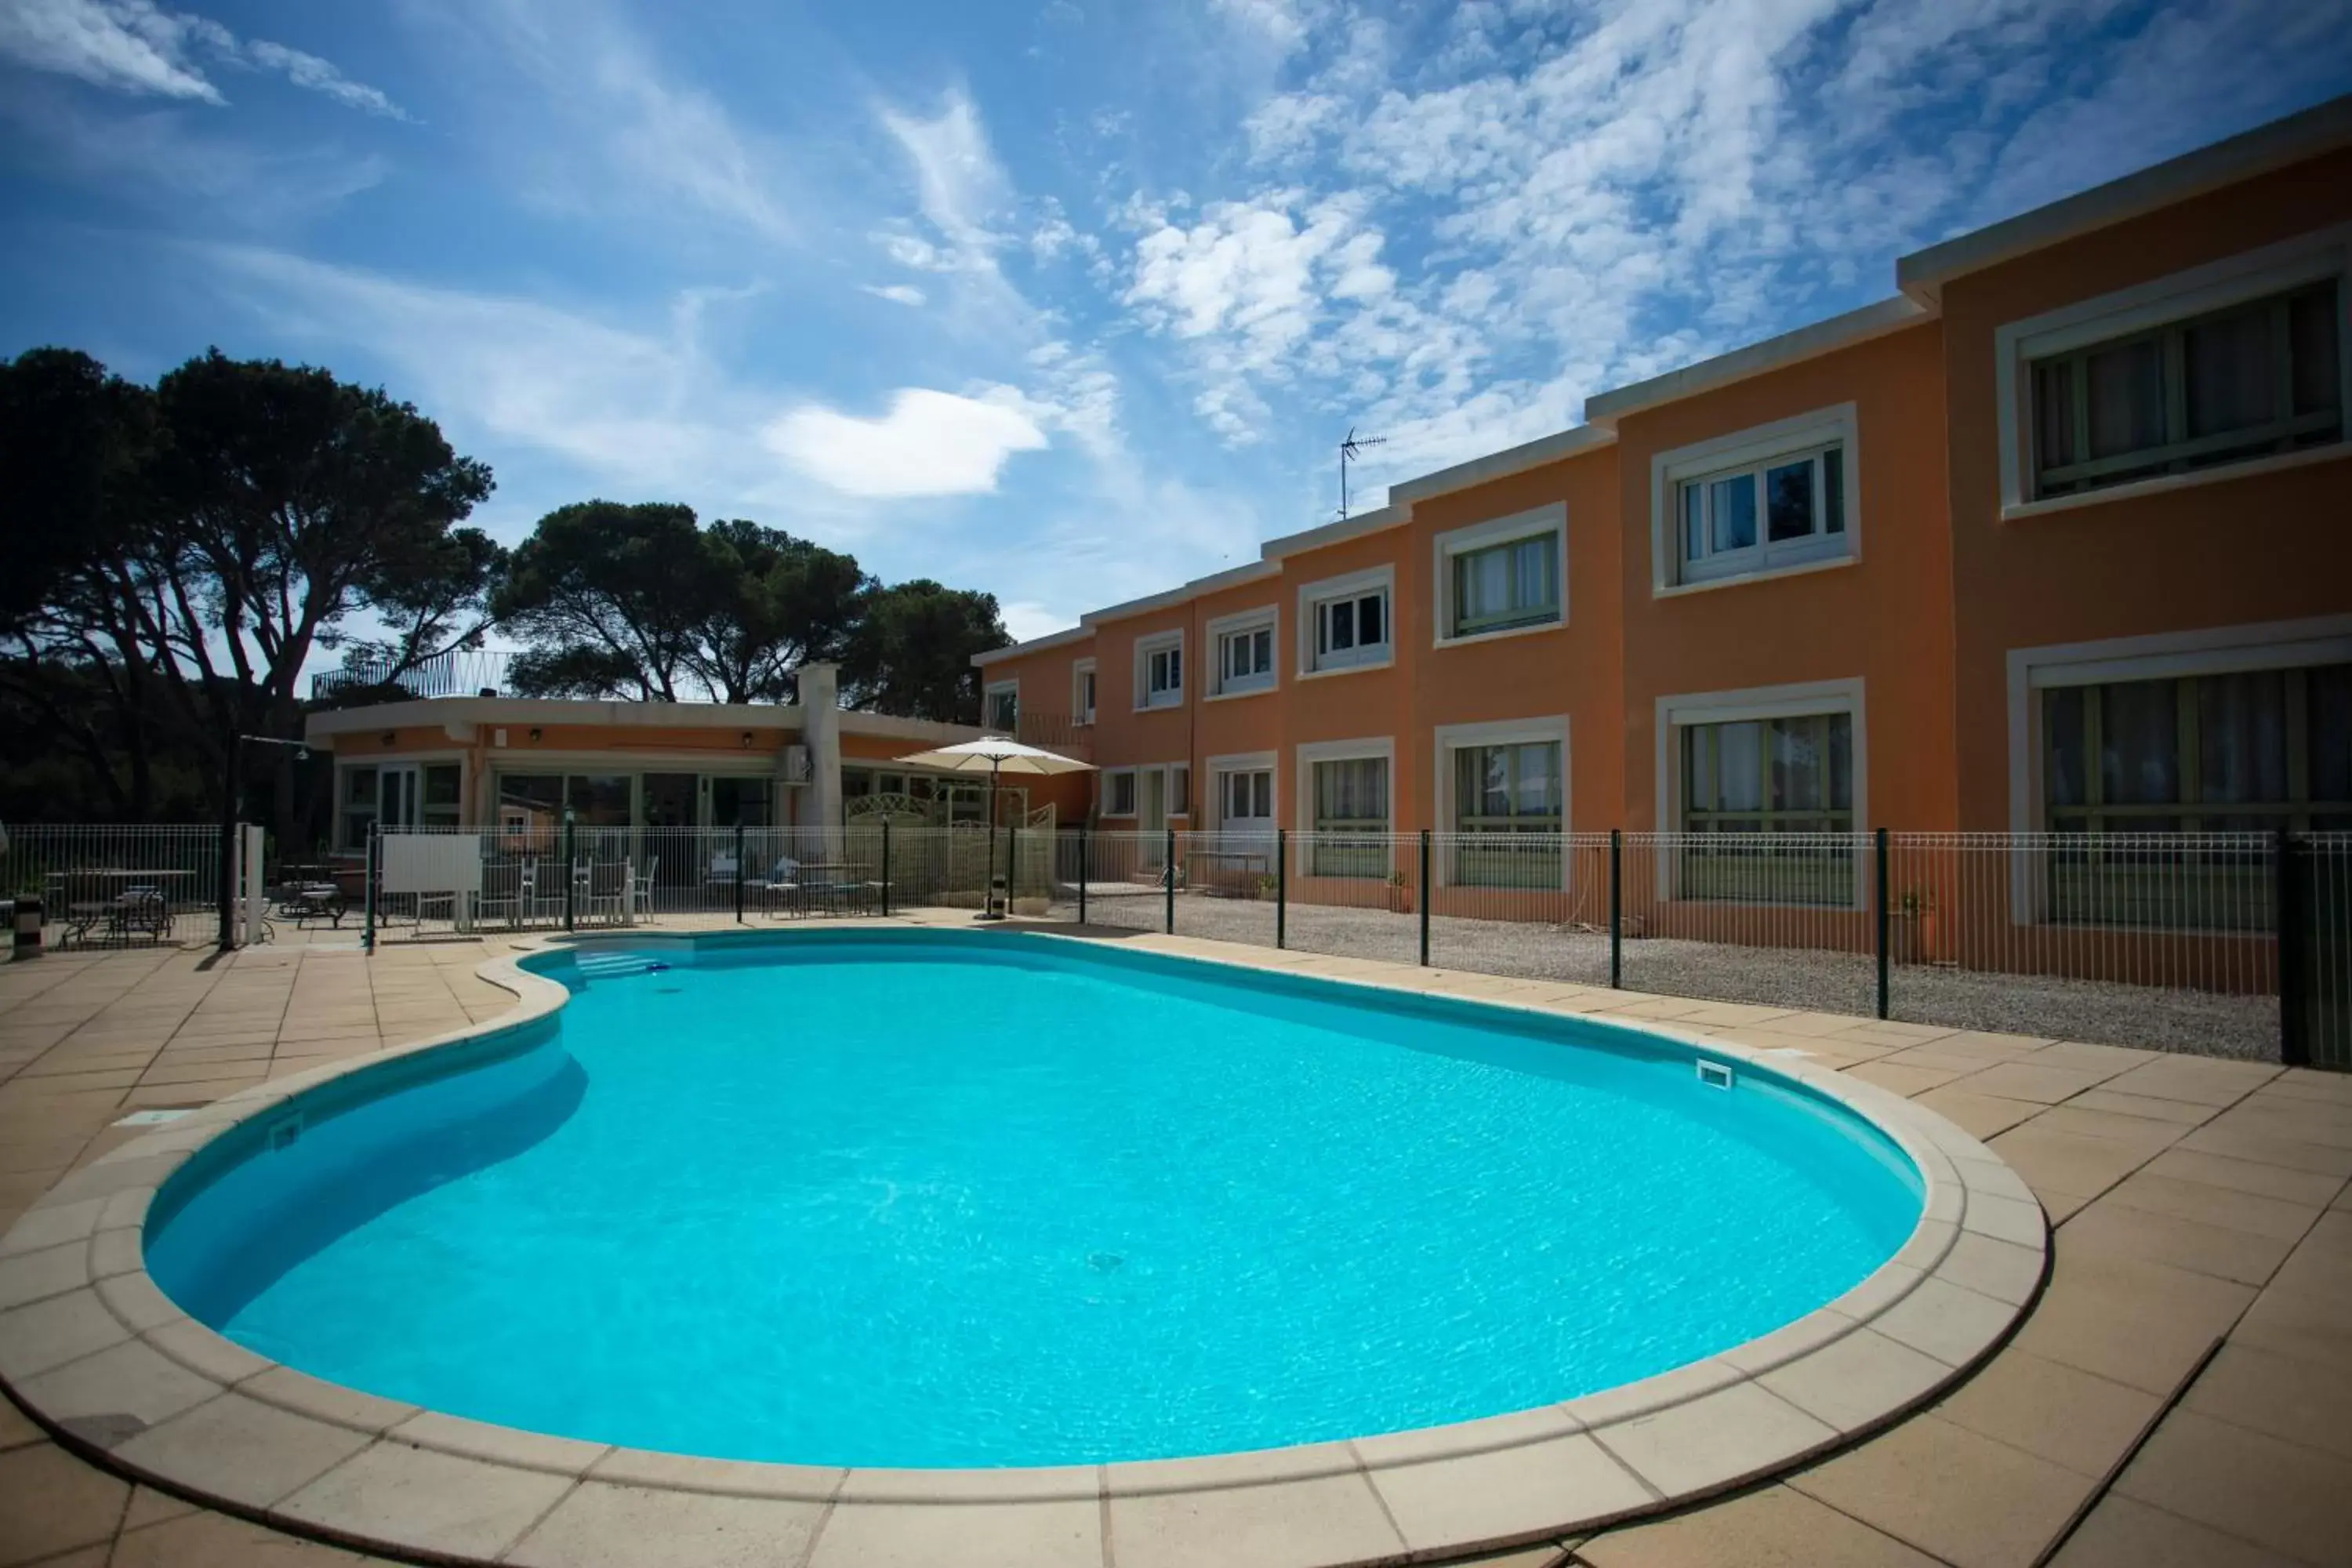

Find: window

[1681,714,1855,905]
[340,763,461,850]
[1214,618,1276,695]
[1221,768,1274,826]
[1169,764,1190,816]
[1310,756,1389,877]
[1073,660,1097,725]
[710,776,771,829]
[1104,768,1137,817]
[1450,741,1563,887]
[1312,588,1388,671]
[1678,442,1847,583]
[1136,633,1183,710]
[2031,279,2343,499]
[985,681,1018,733]
[1450,533,1559,637]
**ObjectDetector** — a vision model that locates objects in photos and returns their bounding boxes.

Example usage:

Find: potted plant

[1385,867,1412,915]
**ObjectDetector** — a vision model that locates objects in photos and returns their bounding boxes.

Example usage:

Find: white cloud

[880,86,1011,263]
[861,283,927,307]
[0,0,408,118]
[764,389,1049,499]
[1210,0,1328,59]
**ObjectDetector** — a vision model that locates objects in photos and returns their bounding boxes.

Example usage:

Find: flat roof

[306,697,982,746]
[1896,92,2352,302]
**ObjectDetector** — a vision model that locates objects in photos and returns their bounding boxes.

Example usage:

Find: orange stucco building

[975,98,2352,862]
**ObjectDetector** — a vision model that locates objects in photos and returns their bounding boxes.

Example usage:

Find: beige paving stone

[1957,1060,2122,1105]
[808,1497,1102,1568]
[1578,1483,1942,1568]
[111,1504,374,1566]
[2100,1057,2278,1107]
[1591,1381,1835,1498]
[0,1439,129,1566]
[2259,1208,2352,1298]
[1933,1231,2045,1307]
[143,1317,273,1385]
[1846,1060,1964,1098]
[0,1288,130,1381]
[1364,1432,1653,1553]
[2048,1494,2301,1567]
[2009,1249,2254,1396]
[0,1396,38,1452]
[2101,1170,2322,1241]
[2140,1147,2348,1207]
[240,1365,419,1435]
[2209,1098,2352,1152]
[18,1334,220,1443]
[1959,1190,2047,1250]
[2114,1406,2352,1565]
[2063,1088,2218,1127]
[1106,1469,1405,1568]
[274,1439,575,1559]
[2027,1104,2197,1149]
[1931,1349,2160,1477]
[1984,1124,2151,1206]
[0,1241,87,1311]
[388,1409,610,1474]
[1910,1087,2042,1141]
[113,1392,372,1512]
[1788,1413,2094,1568]
[2176,1123,2352,1178]
[1865,1276,2020,1368]
[119,1483,199,1531]
[1755,1326,1951,1432]
[2183,1341,2352,1461]
[2058,1196,2297,1287]
[120,1079,265,1109]
[506,1480,836,1567]
[2234,1283,2352,1375]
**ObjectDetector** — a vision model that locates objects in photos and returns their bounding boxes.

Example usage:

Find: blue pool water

[147,931,1921,1468]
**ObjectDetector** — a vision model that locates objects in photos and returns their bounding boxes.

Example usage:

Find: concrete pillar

[797,661,844,859]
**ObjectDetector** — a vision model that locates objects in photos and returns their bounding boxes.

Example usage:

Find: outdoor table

[55,869,192,946]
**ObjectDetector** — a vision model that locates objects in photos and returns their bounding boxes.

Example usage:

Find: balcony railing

[310,648,519,702]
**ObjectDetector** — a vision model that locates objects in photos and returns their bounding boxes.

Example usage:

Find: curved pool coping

[0,925,2049,1567]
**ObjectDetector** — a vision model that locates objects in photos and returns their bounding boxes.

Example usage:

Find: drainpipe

[797,661,844,862]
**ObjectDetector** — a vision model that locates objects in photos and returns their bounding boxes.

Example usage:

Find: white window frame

[1134,630,1185,711]
[1205,605,1279,699]
[1297,565,1396,678]
[1432,504,1568,647]
[337,754,467,850]
[1101,767,1138,818]
[1432,716,1571,889]
[1650,404,1860,596]
[1071,659,1098,726]
[983,678,1019,735]
[1995,224,2352,519]
[1294,735,1396,880]
[1654,678,1867,906]
[1208,750,1279,833]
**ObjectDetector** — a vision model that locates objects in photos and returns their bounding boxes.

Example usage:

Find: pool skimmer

[1696,1060,1735,1090]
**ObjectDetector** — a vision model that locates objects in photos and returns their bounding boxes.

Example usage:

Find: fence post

[1608,829,1622,989]
[563,815,576,934]
[1164,828,1176,935]
[2280,832,2309,1068]
[1875,826,1892,1022]
[1078,827,1089,924]
[1007,822,1019,918]
[1419,829,1432,967]
[734,822,746,924]
[1276,828,1287,949]
[363,822,378,954]
[881,820,892,918]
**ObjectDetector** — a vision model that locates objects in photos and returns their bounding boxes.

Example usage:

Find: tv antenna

[1338,426,1386,521]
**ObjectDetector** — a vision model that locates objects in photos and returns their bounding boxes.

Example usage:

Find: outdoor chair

[477,859,538,928]
[108,886,172,946]
[751,855,802,918]
[46,872,113,949]
[630,856,660,921]
[578,860,630,924]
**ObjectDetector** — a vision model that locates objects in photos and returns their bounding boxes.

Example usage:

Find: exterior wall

[1614,321,1957,832]
[1939,147,2352,831]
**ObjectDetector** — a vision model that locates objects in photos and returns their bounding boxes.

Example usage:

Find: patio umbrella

[893,736,1095,920]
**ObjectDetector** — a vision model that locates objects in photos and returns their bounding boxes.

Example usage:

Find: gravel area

[1055,889,2281,1062]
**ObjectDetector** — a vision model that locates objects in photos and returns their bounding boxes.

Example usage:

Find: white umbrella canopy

[895,736,1092,921]
[892,736,1095,775]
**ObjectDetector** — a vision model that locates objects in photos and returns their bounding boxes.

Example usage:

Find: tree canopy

[2,343,1019,832]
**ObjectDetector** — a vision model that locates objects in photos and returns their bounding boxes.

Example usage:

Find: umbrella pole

[978,760,1003,921]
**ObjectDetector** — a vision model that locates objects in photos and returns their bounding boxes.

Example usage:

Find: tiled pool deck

[0,914,2347,1567]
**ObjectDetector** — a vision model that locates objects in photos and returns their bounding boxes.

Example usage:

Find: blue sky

[4,0,2350,647]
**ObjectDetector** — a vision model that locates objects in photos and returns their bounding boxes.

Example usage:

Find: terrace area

[0,915,2347,1567]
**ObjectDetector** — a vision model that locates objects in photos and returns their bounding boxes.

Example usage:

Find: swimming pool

[145,929,1924,1470]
